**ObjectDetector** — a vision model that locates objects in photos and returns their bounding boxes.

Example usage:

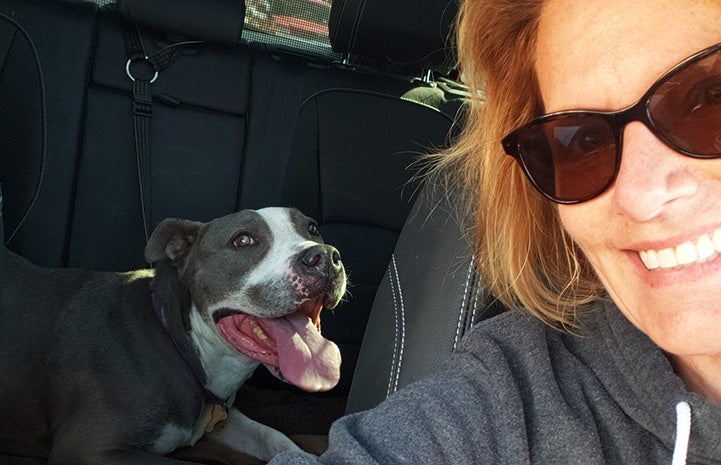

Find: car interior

[0,0,505,461]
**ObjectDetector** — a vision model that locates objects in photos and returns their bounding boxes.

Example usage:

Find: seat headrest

[329,0,458,70]
[116,0,246,45]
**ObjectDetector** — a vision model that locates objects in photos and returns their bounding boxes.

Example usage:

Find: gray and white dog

[0,207,347,464]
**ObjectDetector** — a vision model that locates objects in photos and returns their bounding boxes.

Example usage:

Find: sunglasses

[502,42,721,204]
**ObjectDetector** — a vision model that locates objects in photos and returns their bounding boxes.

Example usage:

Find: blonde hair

[436,0,603,328]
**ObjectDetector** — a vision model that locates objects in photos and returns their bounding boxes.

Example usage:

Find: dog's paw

[207,408,305,461]
[257,432,304,461]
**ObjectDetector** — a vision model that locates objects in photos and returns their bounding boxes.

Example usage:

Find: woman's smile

[638,227,721,270]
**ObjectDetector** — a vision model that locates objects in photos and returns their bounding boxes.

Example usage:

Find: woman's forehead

[535,0,721,113]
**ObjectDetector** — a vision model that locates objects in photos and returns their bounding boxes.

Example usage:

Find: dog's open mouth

[214,297,340,392]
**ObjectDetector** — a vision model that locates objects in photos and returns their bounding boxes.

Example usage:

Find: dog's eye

[308,222,320,237]
[231,233,256,248]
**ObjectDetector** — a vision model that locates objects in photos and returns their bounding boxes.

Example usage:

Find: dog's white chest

[153,416,206,454]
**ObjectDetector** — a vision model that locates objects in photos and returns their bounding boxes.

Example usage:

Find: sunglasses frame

[502,41,721,204]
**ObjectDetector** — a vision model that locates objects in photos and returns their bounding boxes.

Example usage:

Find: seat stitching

[2,15,47,246]
[387,254,401,397]
[470,271,480,328]
[390,254,406,394]
[453,255,475,351]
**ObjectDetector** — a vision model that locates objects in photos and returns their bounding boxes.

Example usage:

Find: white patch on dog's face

[206,207,322,319]
[245,207,317,291]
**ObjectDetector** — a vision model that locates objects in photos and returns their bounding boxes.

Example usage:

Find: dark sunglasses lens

[517,116,618,202]
[649,49,721,156]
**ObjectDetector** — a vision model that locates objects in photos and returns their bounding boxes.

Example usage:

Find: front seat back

[346,177,506,414]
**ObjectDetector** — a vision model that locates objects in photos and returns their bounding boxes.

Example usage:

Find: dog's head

[144,207,347,392]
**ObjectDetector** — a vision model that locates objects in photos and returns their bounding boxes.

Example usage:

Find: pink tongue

[216,312,341,392]
[260,313,341,392]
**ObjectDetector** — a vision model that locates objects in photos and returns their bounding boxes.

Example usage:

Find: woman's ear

[144,218,203,264]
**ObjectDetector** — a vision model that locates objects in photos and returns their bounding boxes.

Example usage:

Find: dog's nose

[301,245,342,271]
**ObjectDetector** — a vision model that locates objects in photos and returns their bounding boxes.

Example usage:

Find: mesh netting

[243,0,335,57]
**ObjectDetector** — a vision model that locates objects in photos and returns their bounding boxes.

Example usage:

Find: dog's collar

[149,280,229,412]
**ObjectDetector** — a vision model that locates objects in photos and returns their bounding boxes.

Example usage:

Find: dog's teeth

[252,324,268,340]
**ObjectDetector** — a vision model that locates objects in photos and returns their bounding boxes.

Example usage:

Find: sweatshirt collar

[576,299,721,462]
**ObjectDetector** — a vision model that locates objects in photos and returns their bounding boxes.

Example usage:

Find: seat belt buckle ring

[126,57,159,83]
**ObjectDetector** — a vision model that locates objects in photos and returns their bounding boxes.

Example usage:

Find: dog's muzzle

[215,243,347,393]
[294,244,346,308]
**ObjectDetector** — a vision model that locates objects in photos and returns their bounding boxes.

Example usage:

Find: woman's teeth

[639,229,721,270]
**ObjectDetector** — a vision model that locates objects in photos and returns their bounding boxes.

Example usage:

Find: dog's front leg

[207,407,303,461]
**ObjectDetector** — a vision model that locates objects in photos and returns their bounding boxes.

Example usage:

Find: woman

[269,0,721,463]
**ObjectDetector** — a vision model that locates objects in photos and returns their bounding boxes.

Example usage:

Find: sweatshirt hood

[570,299,721,462]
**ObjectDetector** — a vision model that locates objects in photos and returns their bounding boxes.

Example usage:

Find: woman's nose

[610,122,699,221]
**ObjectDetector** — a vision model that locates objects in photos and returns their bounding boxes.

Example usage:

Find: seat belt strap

[122,24,200,241]
[123,24,155,242]
[131,78,153,242]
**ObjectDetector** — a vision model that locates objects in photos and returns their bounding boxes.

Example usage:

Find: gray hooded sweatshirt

[268,298,721,464]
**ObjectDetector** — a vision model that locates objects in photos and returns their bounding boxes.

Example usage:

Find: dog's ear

[145,218,203,264]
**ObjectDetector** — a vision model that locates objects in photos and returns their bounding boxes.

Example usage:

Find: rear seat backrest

[0,0,251,271]
[0,0,98,267]
[68,3,252,271]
